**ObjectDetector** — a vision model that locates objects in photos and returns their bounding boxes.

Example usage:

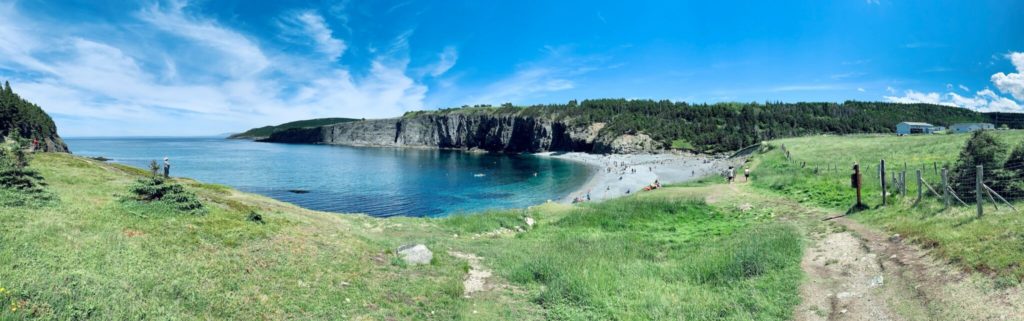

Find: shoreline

[535,152,746,203]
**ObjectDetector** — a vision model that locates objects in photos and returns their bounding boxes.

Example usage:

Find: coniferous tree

[949,130,1007,201]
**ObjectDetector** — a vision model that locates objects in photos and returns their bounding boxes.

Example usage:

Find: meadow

[0,153,805,320]
[753,130,1024,283]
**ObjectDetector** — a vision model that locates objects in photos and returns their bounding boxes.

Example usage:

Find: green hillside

[228,117,359,139]
[0,81,68,152]
[0,153,804,320]
[752,130,1024,281]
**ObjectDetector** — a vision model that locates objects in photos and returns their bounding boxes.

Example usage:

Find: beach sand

[535,152,748,203]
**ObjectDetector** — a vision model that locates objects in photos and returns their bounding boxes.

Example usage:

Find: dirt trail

[449,251,494,298]
[702,181,1023,321]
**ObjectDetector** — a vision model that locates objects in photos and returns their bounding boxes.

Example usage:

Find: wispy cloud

[427,46,458,77]
[903,42,947,49]
[280,10,347,61]
[830,72,865,80]
[465,46,603,105]
[0,1,429,136]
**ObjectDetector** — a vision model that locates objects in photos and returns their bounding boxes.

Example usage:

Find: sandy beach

[535,152,748,203]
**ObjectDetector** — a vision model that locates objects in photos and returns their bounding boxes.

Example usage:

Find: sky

[0,0,1022,137]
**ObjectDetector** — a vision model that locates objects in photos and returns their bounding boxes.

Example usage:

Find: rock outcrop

[262,112,659,154]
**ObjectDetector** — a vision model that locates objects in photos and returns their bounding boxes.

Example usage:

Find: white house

[896,122,937,135]
[951,123,994,133]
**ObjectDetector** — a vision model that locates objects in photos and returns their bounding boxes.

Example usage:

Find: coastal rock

[524,217,535,228]
[262,112,610,153]
[596,133,659,154]
[397,244,433,265]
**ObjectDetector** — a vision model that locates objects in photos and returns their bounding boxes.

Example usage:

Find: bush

[950,131,1007,200]
[0,135,53,206]
[127,176,204,214]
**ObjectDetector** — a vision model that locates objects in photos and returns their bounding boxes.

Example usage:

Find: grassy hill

[228,118,359,139]
[1,153,805,320]
[0,81,68,152]
[752,130,1024,283]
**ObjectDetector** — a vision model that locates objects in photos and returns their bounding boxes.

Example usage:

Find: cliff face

[262,113,653,154]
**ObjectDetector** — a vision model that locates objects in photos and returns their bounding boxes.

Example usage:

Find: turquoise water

[65,137,592,217]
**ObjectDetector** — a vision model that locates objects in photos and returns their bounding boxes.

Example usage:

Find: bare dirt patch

[449,251,493,297]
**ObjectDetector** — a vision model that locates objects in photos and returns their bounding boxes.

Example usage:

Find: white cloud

[945,83,953,91]
[428,46,458,77]
[137,2,270,77]
[282,11,346,61]
[0,1,430,136]
[857,87,866,92]
[885,86,896,94]
[991,52,1024,101]
[884,89,1020,112]
[959,84,969,92]
[462,46,604,105]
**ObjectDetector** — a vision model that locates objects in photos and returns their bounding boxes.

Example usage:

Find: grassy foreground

[753,131,1024,283]
[1,153,805,320]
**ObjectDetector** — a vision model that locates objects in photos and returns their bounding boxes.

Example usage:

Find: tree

[949,130,1007,200]
[1002,142,1024,196]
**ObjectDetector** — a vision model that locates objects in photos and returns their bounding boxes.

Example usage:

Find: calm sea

[65,137,592,217]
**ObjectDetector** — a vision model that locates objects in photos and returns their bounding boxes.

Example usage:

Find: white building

[895,122,937,135]
[951,123,994,133]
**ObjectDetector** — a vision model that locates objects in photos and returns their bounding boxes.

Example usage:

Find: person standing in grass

[727,166,735,184]
[744,168,750,182]
[163,157,170,178]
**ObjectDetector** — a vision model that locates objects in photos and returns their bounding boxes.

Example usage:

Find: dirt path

[449,251,493,298]
[701,181,1023,321]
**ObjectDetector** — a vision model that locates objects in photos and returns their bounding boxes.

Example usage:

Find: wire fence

[777,143,1023,216]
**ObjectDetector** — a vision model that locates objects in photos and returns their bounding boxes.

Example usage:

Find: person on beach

[163,157,171,178]
[744,168,750,182]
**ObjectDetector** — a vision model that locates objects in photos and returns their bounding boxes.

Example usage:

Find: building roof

[897,122,934,126]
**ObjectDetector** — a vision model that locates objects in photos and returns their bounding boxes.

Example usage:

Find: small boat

[473,173,486,177]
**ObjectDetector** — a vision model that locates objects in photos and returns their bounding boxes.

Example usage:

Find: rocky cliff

[262,112,659,154]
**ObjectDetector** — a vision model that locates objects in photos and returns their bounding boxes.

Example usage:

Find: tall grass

[445,198,804,321]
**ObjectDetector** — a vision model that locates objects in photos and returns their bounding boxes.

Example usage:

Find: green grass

[671,139,695,150]
[751,130,1024,281]
[0,153,806,320]
[441,198,804,321]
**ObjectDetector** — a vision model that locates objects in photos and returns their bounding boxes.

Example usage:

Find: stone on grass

[524,217,535,228]
[397,244,433,265]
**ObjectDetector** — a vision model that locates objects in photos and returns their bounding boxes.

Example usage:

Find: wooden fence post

[915,170,922,205]
[900,171,907,197]
[942,168,950,208]
[976,165,983,217]
[881,159,887,206]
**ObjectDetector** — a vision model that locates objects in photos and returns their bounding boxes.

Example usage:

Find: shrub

[0,135,53,206]
[950,131,1007,200]
[127,176,204,214]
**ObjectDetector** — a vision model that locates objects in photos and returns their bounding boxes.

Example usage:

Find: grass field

[752,130,1024,283]
[0,153,806,320]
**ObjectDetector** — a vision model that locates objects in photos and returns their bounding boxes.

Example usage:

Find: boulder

[397,244,433,265]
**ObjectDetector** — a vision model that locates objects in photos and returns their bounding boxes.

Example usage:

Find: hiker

[744,168,751,182]
[726,166,735,184]
[163,157,170,178]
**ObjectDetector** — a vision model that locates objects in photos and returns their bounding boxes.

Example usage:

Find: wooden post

[934,162,938,175]
[915,170,922,205]
[880,159,887,206]
[900,171,907,197]
[976,165,984,217]
[942,168,950,208]
[854,163,863,207]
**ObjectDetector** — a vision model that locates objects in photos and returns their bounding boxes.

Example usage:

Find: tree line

[0,81,60,142]
[408,99,992,152]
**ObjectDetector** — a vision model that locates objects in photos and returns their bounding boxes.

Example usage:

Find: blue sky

[0,0,1022,136]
